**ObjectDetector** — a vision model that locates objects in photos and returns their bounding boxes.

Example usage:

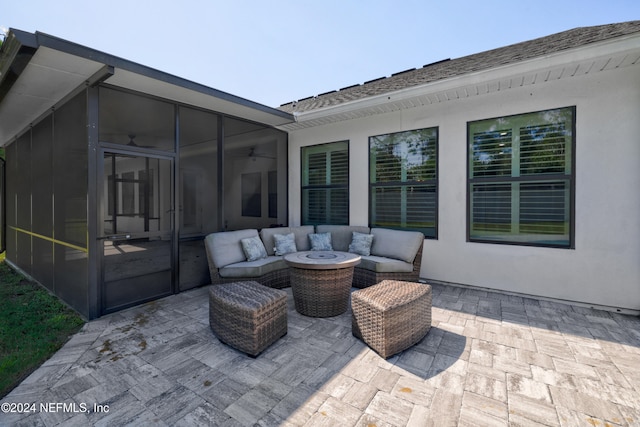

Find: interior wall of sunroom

[177,106,288,291]
[287,65,640,312]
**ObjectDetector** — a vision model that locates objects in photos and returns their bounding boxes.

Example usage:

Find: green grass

[0,255,85,399]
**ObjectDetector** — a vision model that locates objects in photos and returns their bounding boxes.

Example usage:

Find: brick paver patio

[2,283,639,426]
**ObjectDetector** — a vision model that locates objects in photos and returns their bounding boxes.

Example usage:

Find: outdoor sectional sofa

[204,225,424,289]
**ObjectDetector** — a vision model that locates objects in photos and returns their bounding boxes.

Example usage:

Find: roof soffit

[278,33,640,132]
[0,47,105,144]
[106,68,294,127]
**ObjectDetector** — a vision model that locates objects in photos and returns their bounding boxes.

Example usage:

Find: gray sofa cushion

[370,228,424,263]
[260,226,314,256]
[219,257,287,278]
[358,256,414,273]
[206,229,259,268]
[316,225,371,252]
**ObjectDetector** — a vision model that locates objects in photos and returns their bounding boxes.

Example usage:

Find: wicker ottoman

[209,281,287,357]
[351,280,432,359]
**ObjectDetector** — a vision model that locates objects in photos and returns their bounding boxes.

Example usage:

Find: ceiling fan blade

[248,147,276,159]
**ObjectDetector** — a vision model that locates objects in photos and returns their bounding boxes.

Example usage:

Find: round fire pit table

[284,251,361,317]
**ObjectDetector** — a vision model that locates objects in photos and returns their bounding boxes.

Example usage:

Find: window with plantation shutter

[468,107,575,247]
[369,128,438,237]
[301,141,349,225]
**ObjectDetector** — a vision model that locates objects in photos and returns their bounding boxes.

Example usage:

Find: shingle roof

[279,20,640,114]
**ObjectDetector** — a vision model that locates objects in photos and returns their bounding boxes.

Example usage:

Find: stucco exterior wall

[287,66,640,311]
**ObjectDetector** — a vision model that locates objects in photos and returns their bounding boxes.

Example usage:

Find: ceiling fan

[248,147,276,160]
[126,134,155,149]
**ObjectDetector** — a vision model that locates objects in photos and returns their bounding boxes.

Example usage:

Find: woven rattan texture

[290,266,354,317]
[212,268,290,289]
[352,245,423,289]
[351,280,432,359]
[209,281,287,356]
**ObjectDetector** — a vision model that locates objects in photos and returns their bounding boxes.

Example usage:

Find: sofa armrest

[411,244,423,277]
[370,228,424,263]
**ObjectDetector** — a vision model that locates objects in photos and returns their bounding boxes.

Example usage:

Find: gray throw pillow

[309,232,333,251]
[240,235,268,261]
[274,233,297,256]
[348,231,374,256]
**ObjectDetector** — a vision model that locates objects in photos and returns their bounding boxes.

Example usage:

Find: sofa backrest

[205,229,259,268]
[315,225,371,252]
[260,226,314,256]
[370,228,424,263]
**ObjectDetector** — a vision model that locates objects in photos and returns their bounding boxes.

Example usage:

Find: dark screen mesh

[31,116,54,287]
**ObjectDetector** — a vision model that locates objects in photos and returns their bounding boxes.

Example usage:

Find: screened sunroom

[0,29,293,319]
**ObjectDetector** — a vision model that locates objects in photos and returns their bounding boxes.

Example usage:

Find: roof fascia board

[29,30,294,124]
[293,34,640,123]
[0,29,38,103]
[3,28,38,49]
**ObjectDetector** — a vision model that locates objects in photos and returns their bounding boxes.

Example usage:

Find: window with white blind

[369,128,438,237]
[301,141,349,225]
[468,107,575,247]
